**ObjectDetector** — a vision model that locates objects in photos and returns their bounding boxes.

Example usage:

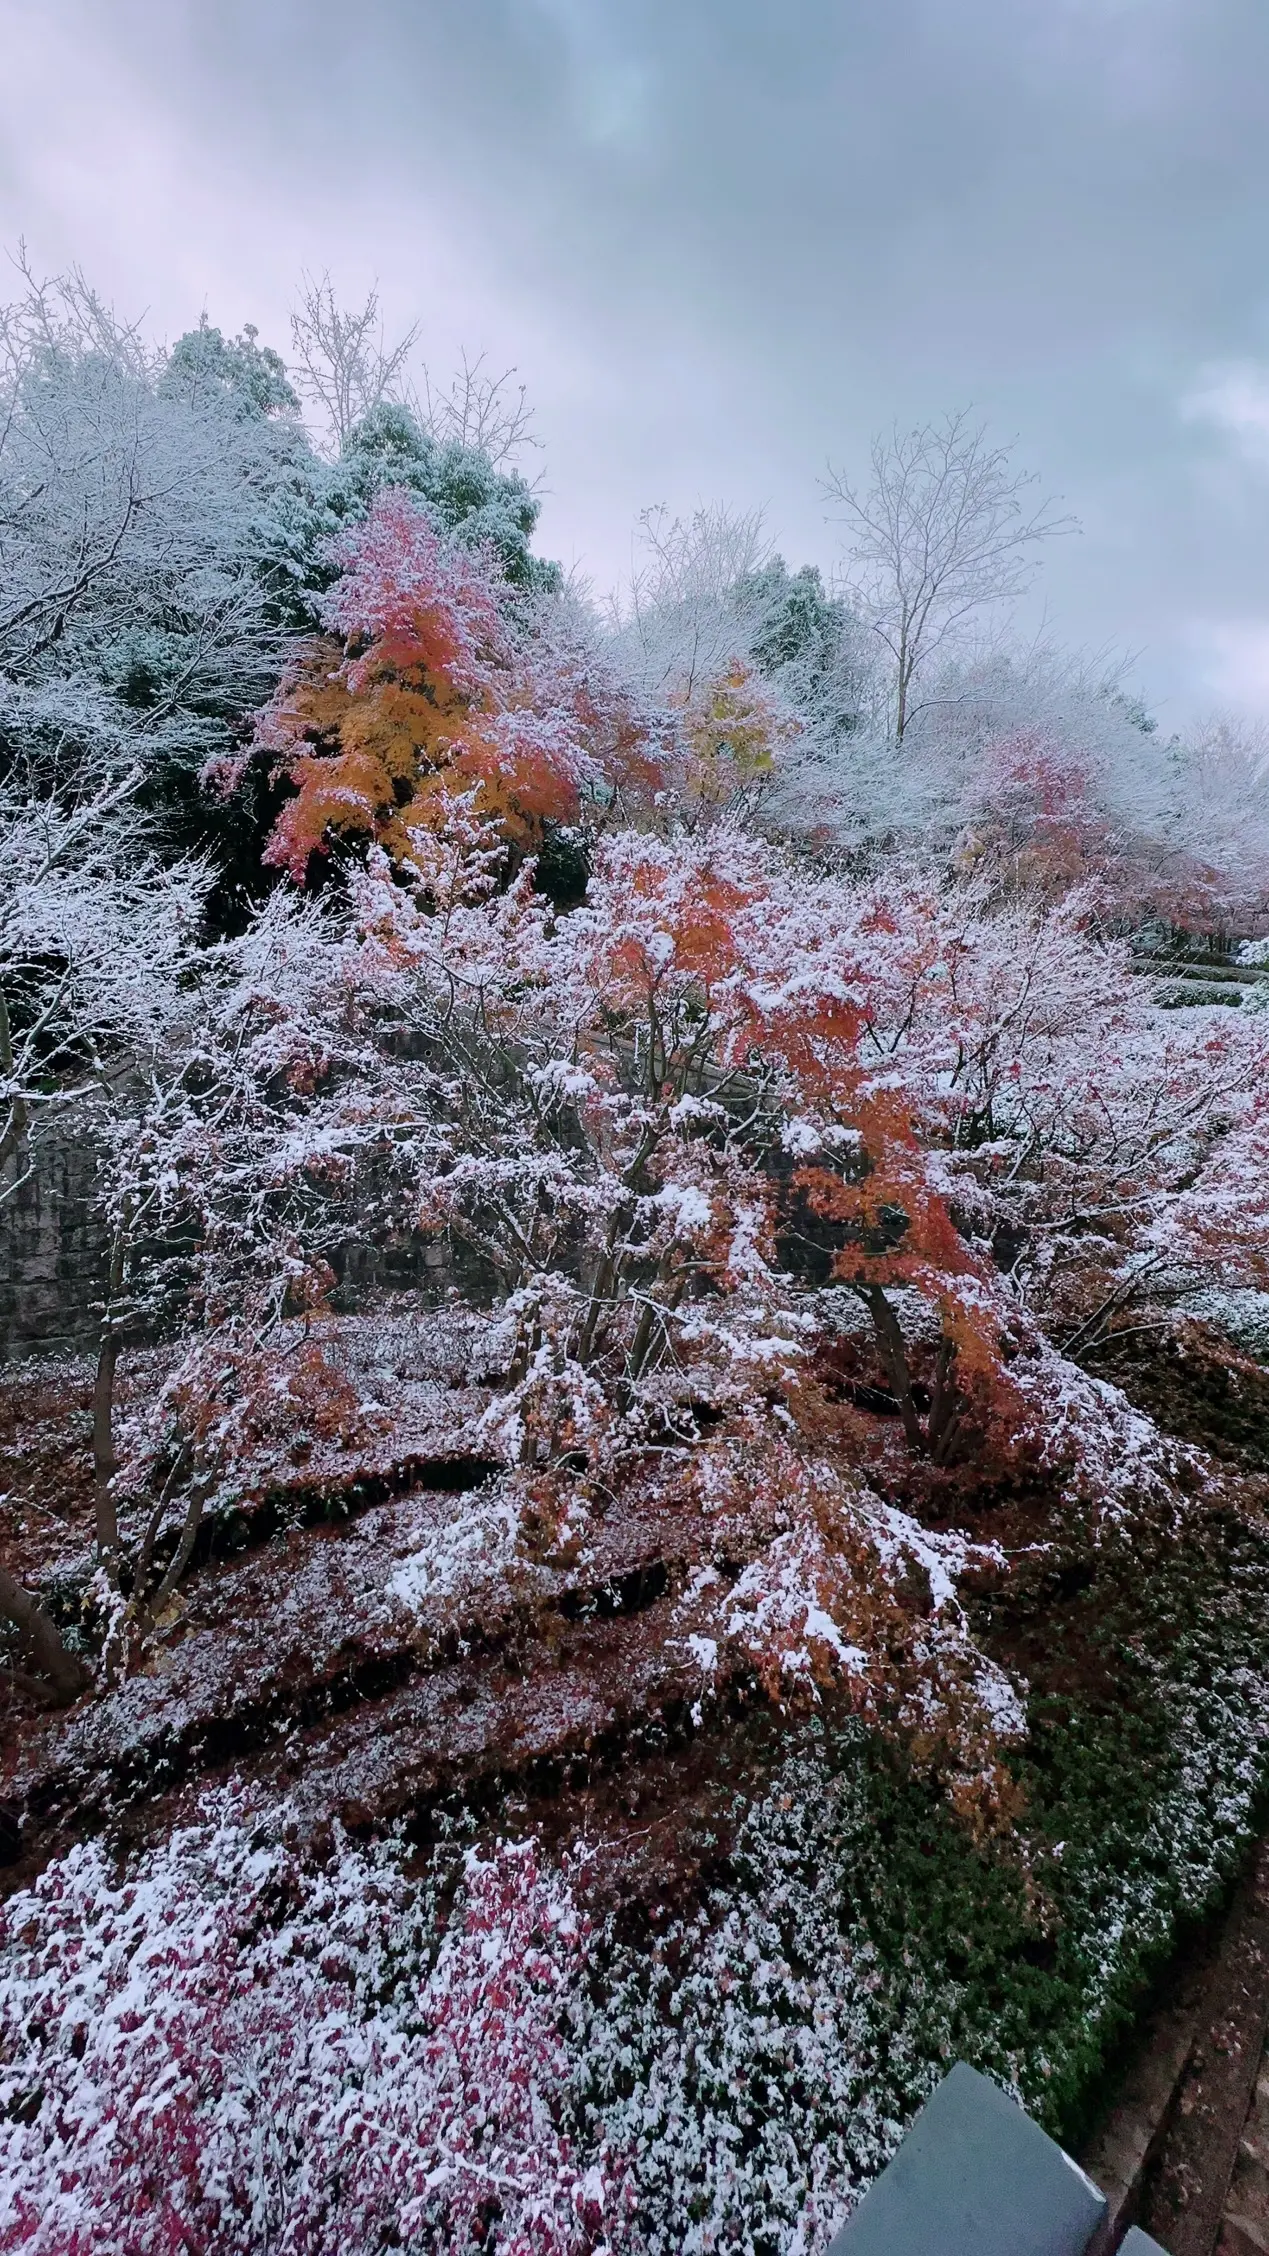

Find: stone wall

[0,1126,108,1363]
[0,1127,488,1365]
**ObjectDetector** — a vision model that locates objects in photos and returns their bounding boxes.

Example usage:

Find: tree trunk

[93,1329,121,1569]
[858,1283,927,1454]
[93,1214,131,1575]
[130,1444,192,1610]
[926,1333,962,1465]
[137,1475,209,1628]
[574,1205,628,1368]
[894,625,912,743]
[625,1252,688,1391]
[0,984,30,1183]
[0,1566,90,1704]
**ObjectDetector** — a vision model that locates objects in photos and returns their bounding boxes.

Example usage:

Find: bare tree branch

[289,273,418,453]
[823,410,1077,741]
[419,347,541,473]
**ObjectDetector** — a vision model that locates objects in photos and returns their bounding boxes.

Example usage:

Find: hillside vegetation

[2,267,1269,2256]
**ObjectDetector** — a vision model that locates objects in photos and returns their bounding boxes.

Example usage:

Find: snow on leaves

[668,1433,1025,1830]
[10,391,1269,1847]
[0,1795,626,2256]
[254,489,602,880]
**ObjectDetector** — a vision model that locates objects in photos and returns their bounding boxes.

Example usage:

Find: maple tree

[951,728,1120,903]
[339,825,1056,1808]
[671,657,795,827]
[328,785,1267,1811]
[950,721,1269,937]
[252,488,599,881]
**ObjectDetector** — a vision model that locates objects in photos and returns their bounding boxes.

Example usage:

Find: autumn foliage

[250,489,805,884]
[212,482,1269,1829]
[256,490,595,879]
[0,1798,624,2255]
[11,263,1269,2256]
[30,484,1267,1817]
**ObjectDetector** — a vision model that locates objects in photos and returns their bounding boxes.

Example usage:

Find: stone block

[827,2062,1106,2256]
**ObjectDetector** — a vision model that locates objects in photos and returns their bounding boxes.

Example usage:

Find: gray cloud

[2,0,1268,716]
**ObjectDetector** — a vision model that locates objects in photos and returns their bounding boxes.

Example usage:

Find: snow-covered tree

[608,504,773,705]
[287,277,553,587]
[0,262,296,814]
[0,836,395,1685]
[79,881,415,1673]
[246,487,595,884]
[288,273,419,455]
[823,412,1074,742]
[420,345,542,472]
[604,509,873,835]
[1159,716,1269,933]
[323,401,560,596]
[774,633,1269,939]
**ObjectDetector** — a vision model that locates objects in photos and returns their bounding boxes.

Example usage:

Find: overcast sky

[2,0,1268,722]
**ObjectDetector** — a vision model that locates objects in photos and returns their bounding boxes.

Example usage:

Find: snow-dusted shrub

[579,1548,1269,2256]
[1180,1287,1269,1363]
[0,1796,626,2255]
